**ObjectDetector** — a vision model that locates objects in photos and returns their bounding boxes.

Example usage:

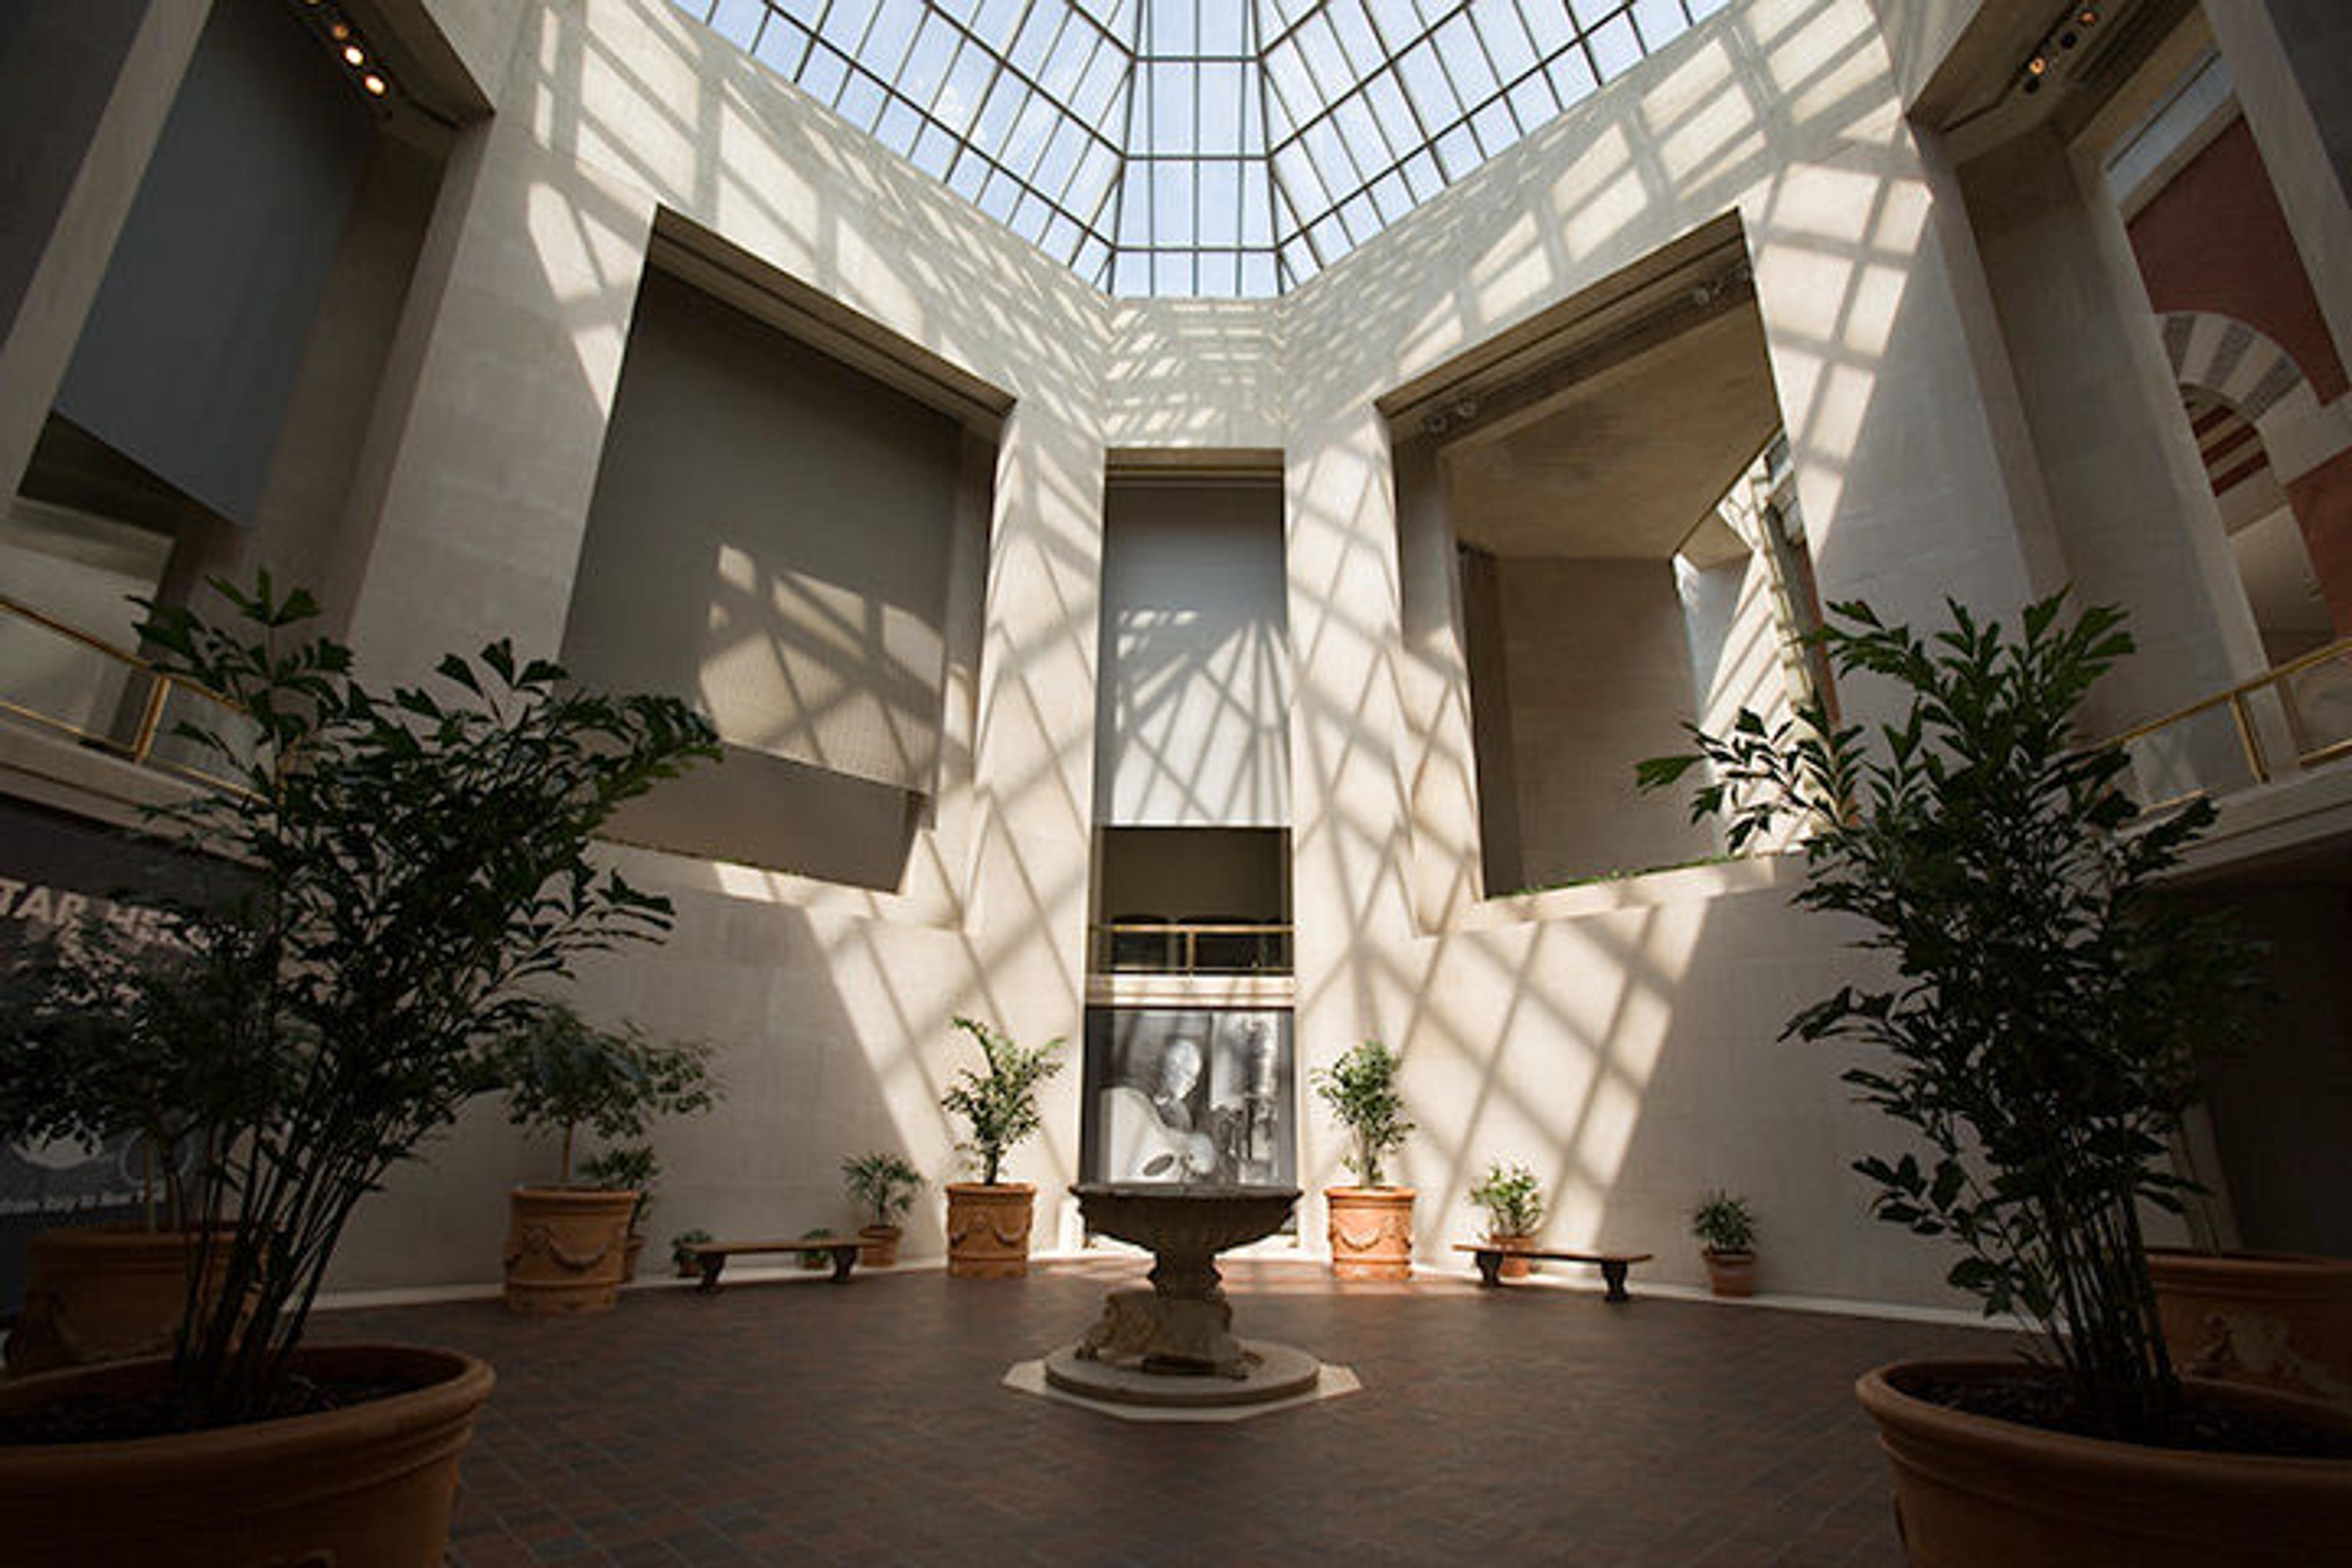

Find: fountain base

[1043,1338,1321,1408]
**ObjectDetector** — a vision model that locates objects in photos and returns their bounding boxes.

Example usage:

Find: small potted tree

[938,1016,1062,1278]
[842,1152,924,1267]
[1690,1191,1757,1297]
[489,1003,717,1314]
[1644,592,2351,1561]
[0,931,239,1374]
[578,1145,657,1281]
[669,1228,714,1278]
[1313,1040,1416,1280]
[1467,1159,1545,1280]
[0,575,715,1567]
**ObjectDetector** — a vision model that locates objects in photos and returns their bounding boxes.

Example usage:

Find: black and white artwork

[1082,1008,1294,1188]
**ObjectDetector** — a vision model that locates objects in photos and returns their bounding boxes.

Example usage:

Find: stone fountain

[1041,1182,1322,1409]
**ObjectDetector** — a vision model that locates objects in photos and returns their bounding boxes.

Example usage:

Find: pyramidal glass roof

[676,0,1725,297]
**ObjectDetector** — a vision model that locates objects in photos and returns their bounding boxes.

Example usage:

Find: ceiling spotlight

[363,74,387,96]
[343,43,364,66]
[2079,7,2099,22]
[330,21,349,39]
[2027,55,2048,75]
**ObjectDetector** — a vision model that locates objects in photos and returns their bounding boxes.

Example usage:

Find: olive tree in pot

[1642,592,2350,1563]
[842,1152,924,1267]
[938,1016,1062,1278]
[0,576,715,1568]
[1313,1041,1415,1280]
[0,932,241,1374]
[1467,1160,1545,1280]
[491,1003,717,1311]
[1690,1192,1757,1298]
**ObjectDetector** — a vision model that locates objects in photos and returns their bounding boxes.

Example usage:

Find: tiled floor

[318,1259,2014,1567]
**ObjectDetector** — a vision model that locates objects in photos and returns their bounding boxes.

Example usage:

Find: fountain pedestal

[1042,1183,1321,1408]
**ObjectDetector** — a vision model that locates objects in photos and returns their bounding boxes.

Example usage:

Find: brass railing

[0,592,246,787]
[1091,921,1293,975]
[2108,635,2352,809]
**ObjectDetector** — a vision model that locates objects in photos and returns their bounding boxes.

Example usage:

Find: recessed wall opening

[1088,459,1293,971]
[1388,219,1823,897]
[1,0,449,771]
[561,221,1007,890]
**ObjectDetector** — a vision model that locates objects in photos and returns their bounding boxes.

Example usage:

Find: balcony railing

[0,592,248,788]
[2109,635,2352,810]
[1091,919,1292,975]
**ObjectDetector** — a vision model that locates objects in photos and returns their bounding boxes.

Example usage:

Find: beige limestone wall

[10,0,2264,1311]
[1274,0,2052,1304]
[323,0,1115,1285]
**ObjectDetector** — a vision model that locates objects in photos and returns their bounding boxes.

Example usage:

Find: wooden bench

[687,1236,862,1291]
[1453,1243,1653,1302]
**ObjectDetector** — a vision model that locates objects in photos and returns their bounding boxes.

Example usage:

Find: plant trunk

[560,1123,575,1187]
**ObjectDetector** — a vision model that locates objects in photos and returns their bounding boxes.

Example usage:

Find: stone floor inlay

[315,1257,2018,1566]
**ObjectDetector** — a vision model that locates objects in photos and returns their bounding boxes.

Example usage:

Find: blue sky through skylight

[676,0,1729,296]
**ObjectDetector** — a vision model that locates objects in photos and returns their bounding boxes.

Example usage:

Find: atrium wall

[8,0,2345,1309]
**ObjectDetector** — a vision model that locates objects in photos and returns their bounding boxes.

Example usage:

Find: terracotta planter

[858,1224,903,1268]
[1327,1187,1415,1280]
[2147,1248,2352,1408]
[502,1187,637,1315]
[945,1183,1035,1278]
[1856,1359,2352,1566]
[4,1224,238,1378]
[0,1342,493,1568]
[1487,1232,1535,1280]
[1702,1248,1756,1298]
[621,1232,647,1284]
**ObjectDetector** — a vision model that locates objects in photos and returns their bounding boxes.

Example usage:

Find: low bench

[1453,1243,1653,1302]
[687,1236,862,1291]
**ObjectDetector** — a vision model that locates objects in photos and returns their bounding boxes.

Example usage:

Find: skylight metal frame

[676,0,1722,297]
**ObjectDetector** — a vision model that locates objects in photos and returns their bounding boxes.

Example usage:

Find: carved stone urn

[1326,1186,1416,1280]
[502,1188,636,1314]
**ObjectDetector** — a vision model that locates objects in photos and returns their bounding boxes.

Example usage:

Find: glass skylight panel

[674,0,1700,296]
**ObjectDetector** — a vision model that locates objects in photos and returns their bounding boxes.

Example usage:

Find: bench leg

[1599,1260,1631,1303]
[1472,1250,1504,1287]
[827,1245,858,1283]
[696,1253,727,1294]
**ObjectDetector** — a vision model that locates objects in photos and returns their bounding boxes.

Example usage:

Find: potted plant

[1313,1040,1415,1280]
[1690,1191,1757,1298]
[843,1152,924,1267]
[1643,591,2351,1561]
[938,1016,1061,1278]
[0,930,239,1374]
[578,1145,657,1281]
[1466,1160,1545,1280]
[0,574,715,1568]
[489,1003,717,1314]
[669,1228,714,1279]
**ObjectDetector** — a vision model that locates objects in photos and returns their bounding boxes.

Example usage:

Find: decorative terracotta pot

[1856,1359,2352,1566]
[502,1187,637,1315]
[1703,1248,1756,1298]
[858,1224,903,1268]
[945,1183,1035,1278]
[1488,1232,1535,1280]
[621,1232,647,1284]
[4,1224,238,1378]
[2147,1248,2352,1408]
[0,1342,494,1568]
[1327,1187,1415,1280]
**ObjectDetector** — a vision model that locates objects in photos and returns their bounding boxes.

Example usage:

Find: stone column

[333,108,660,680]
[0,0,208,501]
[2207,0,2352,388]
[1956,124,2267,742]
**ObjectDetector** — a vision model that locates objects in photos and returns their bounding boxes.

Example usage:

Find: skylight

[676,1,1725,297]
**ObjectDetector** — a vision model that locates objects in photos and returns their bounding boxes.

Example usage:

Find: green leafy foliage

[669,1228,714,1272]
[1312,1040,1414,1188]
[489,1002,717,1186]
[66,573,718,1428]
[842,1151,924,1227]
[938,1017,1062,1185]
[1690,1191,1757,1253]
[1639,592,2265,1443]
[578,1145,659,1237]
[1468,1159,1545,1238]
